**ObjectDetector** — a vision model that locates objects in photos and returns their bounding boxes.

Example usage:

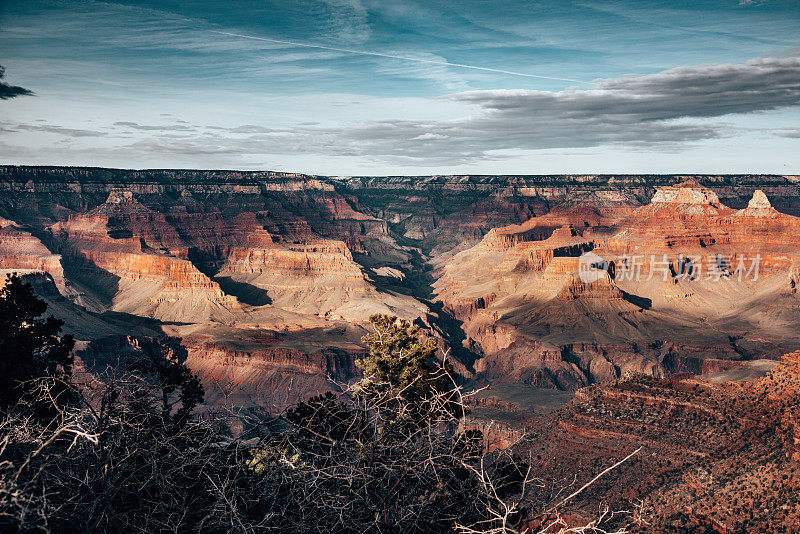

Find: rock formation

[435,180,800,388]
[0,216,65,289]
[3,167,800,406]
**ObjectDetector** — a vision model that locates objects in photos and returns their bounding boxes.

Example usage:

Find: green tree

[358,314,461,416]
[0,273,74,409]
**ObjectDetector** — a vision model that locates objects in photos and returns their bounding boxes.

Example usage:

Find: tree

[0,273,74,409]
[127,337,204,428]
[358,314,459,416]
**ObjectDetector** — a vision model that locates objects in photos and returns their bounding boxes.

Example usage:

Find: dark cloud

[186,55,789,164]
[447,58,800,128]
[0,66,33,100]
[314,55,800,162]
[592,57,800,118]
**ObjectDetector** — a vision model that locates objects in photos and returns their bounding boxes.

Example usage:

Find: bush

[0,288,627,533]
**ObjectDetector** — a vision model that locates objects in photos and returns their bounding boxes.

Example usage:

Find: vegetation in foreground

[0,275,634,533]
[3,273,800,532]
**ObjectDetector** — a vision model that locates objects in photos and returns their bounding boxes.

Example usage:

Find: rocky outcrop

[650,179,722,206]
[436,182,800,390]
[46,192,240,322]
[178,323,367,410]
[555,273,623,301]
[741,189,774,211]
[0,216,66,290]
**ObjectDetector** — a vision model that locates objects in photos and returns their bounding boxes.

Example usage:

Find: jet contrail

[209,30,589,84]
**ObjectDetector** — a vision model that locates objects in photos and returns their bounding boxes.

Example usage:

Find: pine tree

[0,273,75,409]
[358,314,461,416]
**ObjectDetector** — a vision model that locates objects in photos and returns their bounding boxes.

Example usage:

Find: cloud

[129,138,243,155]
[322,55,800,162]
[320,0,371,44]
[7,122,106,138]
[0,66,33,100]
[14,54,800,166]
[592,57,800,117]
[113,121,194,131]
[194,54,795,164]
[776,129,800,138]
[225,125,278,134]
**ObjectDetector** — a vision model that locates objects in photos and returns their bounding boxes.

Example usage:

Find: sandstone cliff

[3,167,800,403]
[435,181,800,389]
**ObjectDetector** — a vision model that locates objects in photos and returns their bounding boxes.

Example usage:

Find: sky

[0,0,799,175]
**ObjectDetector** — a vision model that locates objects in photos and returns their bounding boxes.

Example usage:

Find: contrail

[209,30,589,84]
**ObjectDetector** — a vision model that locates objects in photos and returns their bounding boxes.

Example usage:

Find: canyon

[2,166,800,412]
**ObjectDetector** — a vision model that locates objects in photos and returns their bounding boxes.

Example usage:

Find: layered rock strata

[3,168,800,400]
[436,181,800,389]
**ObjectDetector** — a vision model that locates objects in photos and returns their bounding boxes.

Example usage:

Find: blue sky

[0,0,799,174]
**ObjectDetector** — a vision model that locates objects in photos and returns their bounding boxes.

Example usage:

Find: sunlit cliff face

[2,169,800,409]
